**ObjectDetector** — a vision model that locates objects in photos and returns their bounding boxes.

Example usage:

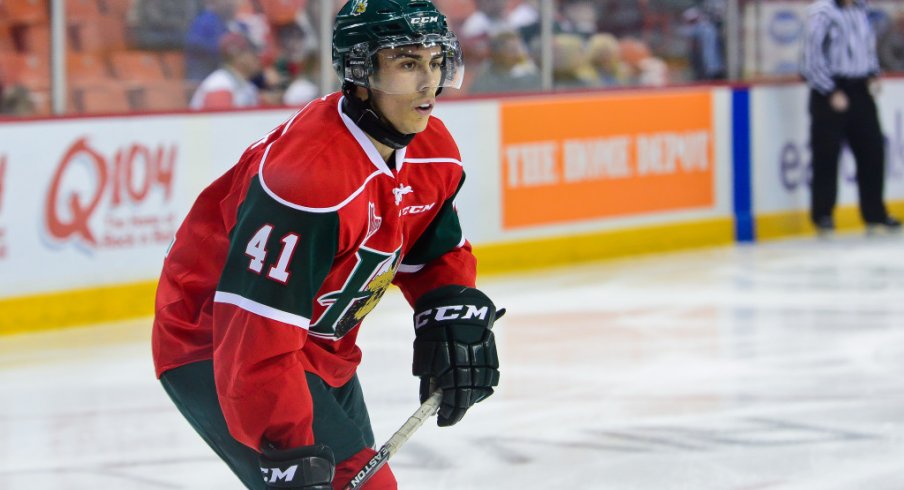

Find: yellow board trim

[476,217,735,275]
[756,200,904,240]
[0,281,158,336]
[1,218,734,335]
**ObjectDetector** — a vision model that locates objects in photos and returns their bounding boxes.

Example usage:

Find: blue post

[732,88,754,242]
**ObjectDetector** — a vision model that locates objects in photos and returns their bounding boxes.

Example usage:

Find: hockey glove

[412,285,501,427]
[259,443,335,489]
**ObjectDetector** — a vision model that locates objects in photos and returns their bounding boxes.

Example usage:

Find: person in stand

[184,0,246,82]
[189,33,262,110]
[153,0,502,488]
[801,0,901,234]
[469,30,541,94]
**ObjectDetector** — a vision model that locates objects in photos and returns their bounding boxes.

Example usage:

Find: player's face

[368,45,444,134]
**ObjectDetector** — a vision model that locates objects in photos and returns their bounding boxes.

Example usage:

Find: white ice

[2,233,904,489]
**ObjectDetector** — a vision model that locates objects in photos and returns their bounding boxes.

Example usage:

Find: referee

[801,0,901,233]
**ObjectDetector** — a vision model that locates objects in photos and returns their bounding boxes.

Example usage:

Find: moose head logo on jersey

[392,183,413,205]
[309,246,401,338]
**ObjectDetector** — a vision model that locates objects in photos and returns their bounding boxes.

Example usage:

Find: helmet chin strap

[341,84,414,150]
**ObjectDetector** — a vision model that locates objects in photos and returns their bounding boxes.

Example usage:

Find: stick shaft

[343,391,442,490]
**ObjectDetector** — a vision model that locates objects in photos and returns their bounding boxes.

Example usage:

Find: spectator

[683,6,725,81]
[282,71,319,106]
[800,0,901,233]
[636,56,669,86]
[274,23,320,105]
[598,0,644,38]
[189,33,262,110]
[618,37,651,85]
[458,0,522,64]
[470,30,541,94]
[586,33,627,86]
[128,0,202,50]
[558,0,599,39]
[552,34,598,90]
[185,0,247,82]
[0,84,36,117]
[508,0,540,32]
[460,0,512,40]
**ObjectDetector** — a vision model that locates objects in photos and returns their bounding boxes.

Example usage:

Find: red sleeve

[213,305,315,450]
[209,156,342,452]
[394,239,477,306]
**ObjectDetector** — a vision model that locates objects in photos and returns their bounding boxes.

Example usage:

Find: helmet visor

[360,35,464,95]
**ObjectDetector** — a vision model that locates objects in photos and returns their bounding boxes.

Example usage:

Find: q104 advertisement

[0,111,289,299]
[0,125,184,298]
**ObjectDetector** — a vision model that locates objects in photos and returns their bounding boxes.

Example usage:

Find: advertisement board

[500,91,716,229]
[751,83,904,222]
[0,111,290,299]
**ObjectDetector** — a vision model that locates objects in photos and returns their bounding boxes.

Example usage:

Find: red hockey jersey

[152,92,476,451]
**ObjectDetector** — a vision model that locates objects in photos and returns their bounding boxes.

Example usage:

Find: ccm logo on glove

[414,304,490,328]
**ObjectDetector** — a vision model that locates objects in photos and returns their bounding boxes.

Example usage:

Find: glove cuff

[259,443,335,489]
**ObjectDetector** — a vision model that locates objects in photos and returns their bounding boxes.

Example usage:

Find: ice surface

[2,233,903,489]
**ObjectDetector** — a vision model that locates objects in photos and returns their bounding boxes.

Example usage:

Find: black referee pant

[809,78,889,225]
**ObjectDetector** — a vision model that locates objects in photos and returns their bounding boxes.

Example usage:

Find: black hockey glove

[259,443,334,489]
[412,285,502,427]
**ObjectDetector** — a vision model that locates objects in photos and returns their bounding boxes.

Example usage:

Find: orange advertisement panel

[501,91,715,229]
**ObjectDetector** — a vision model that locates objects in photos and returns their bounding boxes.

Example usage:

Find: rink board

[750,83,904,237]
[2,81,902,332]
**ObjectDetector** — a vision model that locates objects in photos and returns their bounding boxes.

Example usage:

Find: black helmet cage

[339,32,463,91]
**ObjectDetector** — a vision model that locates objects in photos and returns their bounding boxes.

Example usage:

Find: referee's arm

[801,12,836,95]
[867,22,881,78]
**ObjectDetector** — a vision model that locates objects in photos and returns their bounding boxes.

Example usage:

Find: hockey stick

[343,390,443,490]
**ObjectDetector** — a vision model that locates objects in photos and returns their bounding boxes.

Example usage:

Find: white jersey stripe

[398,263,426,274]
[403,157,463,166]
[214,291,311,329]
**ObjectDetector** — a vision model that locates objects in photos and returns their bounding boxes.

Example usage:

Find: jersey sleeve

[801,10,836,95]
[213,175,340,451]
[393,172,477,305]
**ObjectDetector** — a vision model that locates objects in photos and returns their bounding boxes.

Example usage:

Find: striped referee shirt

[800,0,880,95]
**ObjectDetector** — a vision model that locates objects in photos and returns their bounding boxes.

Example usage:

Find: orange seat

[110,50,165,81]
[0,52,50,89]
[72,80,131,113]
[71,17,126,52]
[258,0,305,25]
[65,0,103,22]
[20,23,51,57]
[159,50,185,79]
[67,52,111,83]
[139,80,188,111]
[3,0,49,25]
[0,23,15,53]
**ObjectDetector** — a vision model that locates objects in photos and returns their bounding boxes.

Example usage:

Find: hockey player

[151,0,501,488]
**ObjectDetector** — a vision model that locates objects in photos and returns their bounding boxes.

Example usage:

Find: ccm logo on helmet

[415,305,489,328]
[411,16,439,24]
